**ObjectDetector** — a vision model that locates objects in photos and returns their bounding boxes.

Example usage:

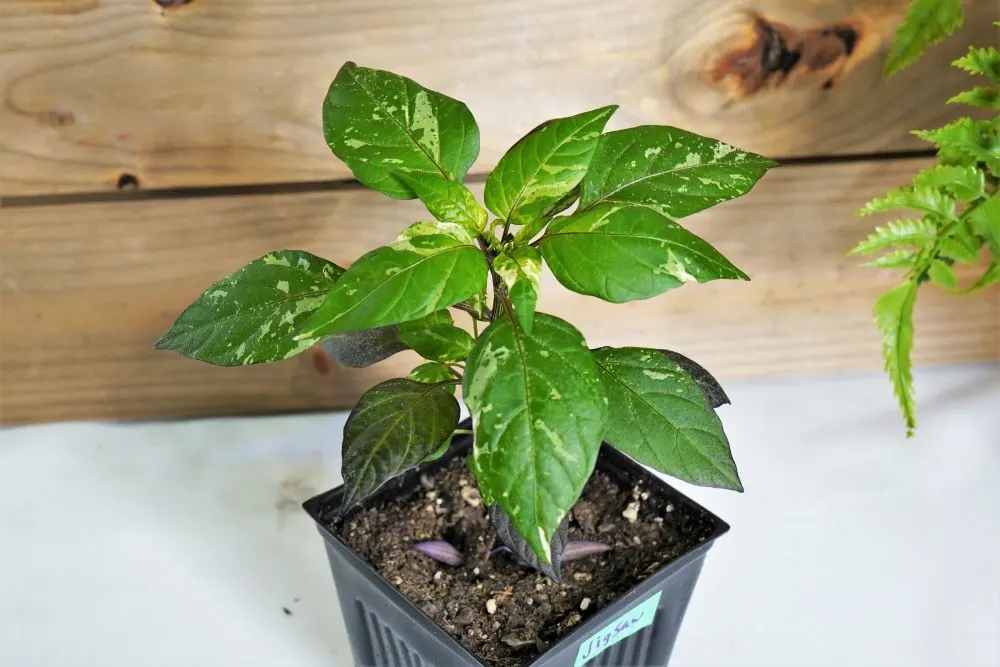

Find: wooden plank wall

[1,1,997,424]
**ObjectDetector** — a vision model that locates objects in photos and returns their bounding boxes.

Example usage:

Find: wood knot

[154,0,191,8]
[42,110,75,127]
[712,13,863,99]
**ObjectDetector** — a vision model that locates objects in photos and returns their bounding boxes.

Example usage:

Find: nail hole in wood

[116,173,140,191]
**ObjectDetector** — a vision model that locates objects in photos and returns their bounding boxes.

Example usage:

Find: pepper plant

[156,62,775,571]
[853,1,999,435]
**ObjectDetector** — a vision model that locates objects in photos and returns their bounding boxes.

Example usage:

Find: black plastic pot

[303,425,729,667]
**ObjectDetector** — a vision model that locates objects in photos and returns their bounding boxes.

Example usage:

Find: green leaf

[296,221,488,340]
[494,247,542,333]
[460,287,490,320]
[952,46,1000,83]
[341,378,460,508]
[155,250,343,366]
[593,347,741,491]
[912,165,984,201]
[539,204,748,303]
[463,314,607,564]
[914,118,1000,171]
[398,172,488,234]
[861,249,921,269]
[969,196,1000,255]
[947,87,1000,109]
[883,0,963,77]
[408,361,457,387]
[399,322,474,363]
[966,261,1000,292]
[860,186,956,220]
[320,326,407,368]
[422,432,459,463]
[579,126,775,218]
[484,106,617,226]
[323,62,479,199]
[939,226,983,264]
[659,349,731,408]
[928,259,959,291]
[874,282,919,436]
[849,218,937,256]
[490,504,569,582]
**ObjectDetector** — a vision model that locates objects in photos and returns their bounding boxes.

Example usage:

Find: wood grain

[1,0,996,195]
[2,159,997,424]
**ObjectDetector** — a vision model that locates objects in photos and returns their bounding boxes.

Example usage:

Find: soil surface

[333,456,716,667]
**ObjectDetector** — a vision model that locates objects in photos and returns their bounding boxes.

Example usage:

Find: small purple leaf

[490,545,512,558]
[563,541,611,562]
[411,540,464,566]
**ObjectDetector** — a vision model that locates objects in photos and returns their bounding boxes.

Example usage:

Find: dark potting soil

[333,456,715,667]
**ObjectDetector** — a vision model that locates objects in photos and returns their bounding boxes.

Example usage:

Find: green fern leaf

[928,259,959,291]
[968,196,1000,255]
[859,187,956,220]
[874,282,919,436]
[965,261,1000,292]
[947,87,1000,109]
[861,249,922,269]
[885,0,963,77]
[914,118,1000,171]
[912,164,985,201]
[849,218,937,256]
[952,46,1000,83]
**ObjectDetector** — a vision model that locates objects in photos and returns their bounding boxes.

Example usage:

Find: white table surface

[2,364,998,667]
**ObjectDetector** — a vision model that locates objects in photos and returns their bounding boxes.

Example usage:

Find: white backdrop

[2,365,998,667]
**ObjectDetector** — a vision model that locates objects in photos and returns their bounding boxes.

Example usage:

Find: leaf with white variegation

[593,347,742,491]
[484,106,617,226]
[398,172,488,234]
[296,221,488,341]
[156,250,343,365]
[874,282,919,436]
[579,126,775,218]
[463,314,607,564]
[494,247,542,333]
[341,378,460,508]
[408,361,456,387]
[539,204,747,303]
[323,62,480,199]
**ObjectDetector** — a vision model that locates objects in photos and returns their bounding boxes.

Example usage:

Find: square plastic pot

[303,424,729,667]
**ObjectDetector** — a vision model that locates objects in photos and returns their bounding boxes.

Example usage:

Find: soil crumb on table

[335,457,715,667]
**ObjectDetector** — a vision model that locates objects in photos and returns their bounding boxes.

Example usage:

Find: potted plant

[851,0,999,436]
[156,61,775,666]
